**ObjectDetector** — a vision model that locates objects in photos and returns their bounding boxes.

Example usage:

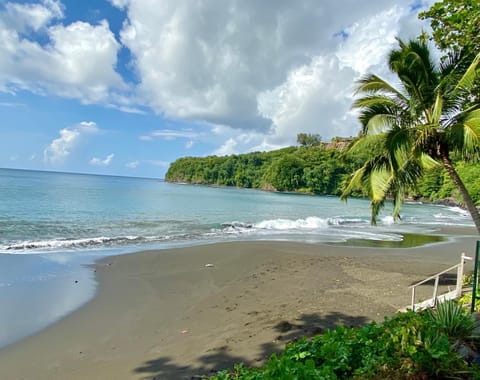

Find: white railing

[409,253,472,312]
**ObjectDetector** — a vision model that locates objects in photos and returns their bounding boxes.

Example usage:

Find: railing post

[411,287,416,311]
[456,254,465,298]
[433,276,440,308]
[471,241,480,313]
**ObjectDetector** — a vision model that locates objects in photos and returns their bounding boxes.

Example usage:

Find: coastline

[0,234,478,380]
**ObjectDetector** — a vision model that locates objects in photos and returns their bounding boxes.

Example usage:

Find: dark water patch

[331,233,445,248]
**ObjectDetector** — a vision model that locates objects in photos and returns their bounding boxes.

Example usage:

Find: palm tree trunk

[441,153,480,234]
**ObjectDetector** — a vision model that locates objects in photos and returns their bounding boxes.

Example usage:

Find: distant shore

[0,230,478,380]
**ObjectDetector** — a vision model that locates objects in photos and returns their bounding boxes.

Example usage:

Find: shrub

[426,301,475,341]
[209,306,479,380]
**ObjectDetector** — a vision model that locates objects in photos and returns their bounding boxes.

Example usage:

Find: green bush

[209,304,479,380]
[426,301,475,341]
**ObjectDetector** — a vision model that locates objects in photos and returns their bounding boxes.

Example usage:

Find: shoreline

[0,233,479,379]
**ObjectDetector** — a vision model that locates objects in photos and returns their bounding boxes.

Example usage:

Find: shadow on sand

[409,272,459,287]
[132,311,369,379]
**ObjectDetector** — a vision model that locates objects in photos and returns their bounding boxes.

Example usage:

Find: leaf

[455,52,480,91]
[420,153,441,170]
[370,167,392,201]
[431,92,443,124]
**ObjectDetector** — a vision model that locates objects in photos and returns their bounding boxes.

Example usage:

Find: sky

[0,0,435,179]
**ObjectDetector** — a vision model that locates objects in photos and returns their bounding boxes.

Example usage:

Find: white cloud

[3,0,63,32]
[125,159,168,169]
[115,0,431,151]
[257,54,356,143]
[213,138,238,156]
[0,2,127,103]
[126,160,139,169]
[4,1,435,159]
[43,121,99,164]
[89,153,114,166]
[336,6,403,75]
[140,129,201,141]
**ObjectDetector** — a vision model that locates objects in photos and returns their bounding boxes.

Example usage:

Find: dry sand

[0,234,479,380]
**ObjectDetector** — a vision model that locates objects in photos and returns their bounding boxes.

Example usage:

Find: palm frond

[462,110,480,150]
[432,92,443,125]
[370,168,392,202]
[365,114,398,135]
[420,153,441,170]
[340,166,366,200]
[370,199,385,225]
[384,126,412,168]
[355,74,407,100]
[389,39,438,113]
[455,52,480,92]
[392,192,402,220]
[346,133,385,154]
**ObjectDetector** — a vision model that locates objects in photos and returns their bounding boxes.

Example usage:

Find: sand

[0,233,479,380]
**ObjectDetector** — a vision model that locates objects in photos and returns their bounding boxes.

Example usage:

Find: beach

[0,233,478,380]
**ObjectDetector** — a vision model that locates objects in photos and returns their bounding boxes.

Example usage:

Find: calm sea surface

[0,168,474,348]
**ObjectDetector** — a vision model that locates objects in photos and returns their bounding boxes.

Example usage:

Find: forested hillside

[165,143,480,205]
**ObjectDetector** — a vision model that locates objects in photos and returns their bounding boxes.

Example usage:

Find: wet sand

[0,233,478,379]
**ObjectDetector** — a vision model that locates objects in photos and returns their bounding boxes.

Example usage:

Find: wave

[220,217,370,233]
[1,235,174,253]
[2,209,470,254]
[0,216,374,253]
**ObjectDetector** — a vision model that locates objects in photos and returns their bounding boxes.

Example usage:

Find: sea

[0,168,474,349]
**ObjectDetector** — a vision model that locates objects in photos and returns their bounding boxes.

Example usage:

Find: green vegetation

[165,143,365,196]
[297,133,322,146]
[341,38,480,231]
[167,1,480,225]
[419,0,480,57]
[210,302,479,379]
[165,142,480,206]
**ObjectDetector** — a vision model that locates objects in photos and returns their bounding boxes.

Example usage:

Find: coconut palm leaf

[342,38,480,232]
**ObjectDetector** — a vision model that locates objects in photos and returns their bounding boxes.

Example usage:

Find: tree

[419,0,480,103]
[341,39,480,232]
[264,155,305,191]
[419,0,480,56]
[297,133,322,146]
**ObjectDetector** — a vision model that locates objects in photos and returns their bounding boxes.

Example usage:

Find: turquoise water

[0,168,473,253]
[0,168,474,348]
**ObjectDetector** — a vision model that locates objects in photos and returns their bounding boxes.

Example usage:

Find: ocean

[0,168,474,348]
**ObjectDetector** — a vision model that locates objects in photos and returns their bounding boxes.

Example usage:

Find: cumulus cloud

[3,0,63,32]
[257,54,356,143]
[43,121,99,164]
[89,153,114,166]
[114,0,432,152]
[5,0,435,160]
[0,1,126,103]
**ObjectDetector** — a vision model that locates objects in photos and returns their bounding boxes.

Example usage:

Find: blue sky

[0,0,432,178]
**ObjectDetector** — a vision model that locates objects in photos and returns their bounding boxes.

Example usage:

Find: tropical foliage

[210,303,479,379]
[419,0,480,57]
[165,142,480,206]
[341,39,480,231]
[165,144,366,195]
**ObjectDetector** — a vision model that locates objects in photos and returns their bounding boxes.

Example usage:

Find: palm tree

[341,39,480,233]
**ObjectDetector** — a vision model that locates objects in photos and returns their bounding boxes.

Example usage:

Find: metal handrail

[409,253,472,311]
